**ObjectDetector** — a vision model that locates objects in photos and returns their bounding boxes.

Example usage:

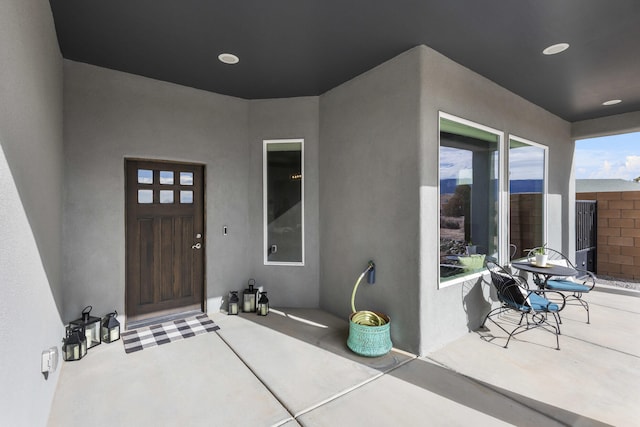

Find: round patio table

[512,261,578,289]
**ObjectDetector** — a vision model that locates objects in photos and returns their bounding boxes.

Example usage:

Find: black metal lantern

[70,306,101,349]
[243,279,258,313]
[101,311,120,343]
[62,327,87,361]
[257,292,269,316]
[228,291,239,315]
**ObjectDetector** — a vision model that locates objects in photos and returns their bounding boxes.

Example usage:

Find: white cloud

[625,155,640,176]
[576,132,640,181]
[509,147,544,180]
[574,149,640,180]
[439,147,472,180]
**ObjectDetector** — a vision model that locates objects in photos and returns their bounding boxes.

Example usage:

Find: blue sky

[575,132,640,180]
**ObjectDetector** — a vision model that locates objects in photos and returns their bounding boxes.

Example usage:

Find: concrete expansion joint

[217,327,420,425]
[270,417,296,427]
[214,330,297,422]
[292,354,418,419]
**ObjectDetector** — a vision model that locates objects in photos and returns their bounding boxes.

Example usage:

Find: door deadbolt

[191,243,202,249]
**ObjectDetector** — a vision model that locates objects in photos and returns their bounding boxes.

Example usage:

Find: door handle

[191,242,202,249]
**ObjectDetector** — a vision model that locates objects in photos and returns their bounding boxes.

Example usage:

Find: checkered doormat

[122,314,219,354]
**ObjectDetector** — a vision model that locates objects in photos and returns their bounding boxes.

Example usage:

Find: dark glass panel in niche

[265,142,303,264]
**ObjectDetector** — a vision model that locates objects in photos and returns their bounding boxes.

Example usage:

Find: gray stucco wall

[248,98,321,307]
[0,2,620,419]
[319,49,422,354]
[318,45,572,355]
[572,111,640,139]
[0,0,65,425]
[417,45,572,354]
[63,61,250,324]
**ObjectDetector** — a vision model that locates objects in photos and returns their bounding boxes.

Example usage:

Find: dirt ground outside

[440,215,464,239]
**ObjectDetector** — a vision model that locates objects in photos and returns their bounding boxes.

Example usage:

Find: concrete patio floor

[49,286,640,426]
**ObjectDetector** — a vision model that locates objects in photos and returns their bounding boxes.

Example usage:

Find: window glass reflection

[160,190,174,204]
[180,172,193,186]
[159,171,174,185]
[509,138,546,260]
[439,116,500,283]
[137,169,153,184]
[264,141,304,264]
[138,189,153,204]
[180,190,193,204]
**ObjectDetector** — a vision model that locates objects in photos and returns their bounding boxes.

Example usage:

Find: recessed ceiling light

[218,53,239,65]
[602,99,622,106]
[542,43,570,55]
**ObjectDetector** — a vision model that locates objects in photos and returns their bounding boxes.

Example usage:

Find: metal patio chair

[526,247,596,323]
[482,261,566,350]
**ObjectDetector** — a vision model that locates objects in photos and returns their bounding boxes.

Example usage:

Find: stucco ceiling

[48,0,640,122]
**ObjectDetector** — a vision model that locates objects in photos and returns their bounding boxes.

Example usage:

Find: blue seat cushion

[546,279,590,293]
[527,293,560,312]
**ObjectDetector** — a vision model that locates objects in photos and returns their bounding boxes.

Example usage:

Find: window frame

[438,112,505,289]
[263,138,305,266]
[508,134,549,260]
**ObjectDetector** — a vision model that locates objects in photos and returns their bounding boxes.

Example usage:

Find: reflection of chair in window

[526,247,596,324]
[482,261,566,350]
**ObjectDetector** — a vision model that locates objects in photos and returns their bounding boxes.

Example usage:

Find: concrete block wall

[578,191,640,280]
[510,193,544,258]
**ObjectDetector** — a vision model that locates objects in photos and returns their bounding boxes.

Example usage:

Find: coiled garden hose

[350,264,388,326]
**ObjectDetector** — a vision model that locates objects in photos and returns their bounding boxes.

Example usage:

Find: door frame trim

[124,157,207,328]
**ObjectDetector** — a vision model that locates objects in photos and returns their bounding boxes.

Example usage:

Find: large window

[263,139,304,265]
[509,135,547,259]
[439,113,503,285]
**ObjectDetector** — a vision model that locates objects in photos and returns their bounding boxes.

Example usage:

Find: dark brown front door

[125,159,205,324]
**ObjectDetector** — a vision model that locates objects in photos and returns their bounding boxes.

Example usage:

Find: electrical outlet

[49,347,58,372]
[41,351,49,373]
[41,347,59,374]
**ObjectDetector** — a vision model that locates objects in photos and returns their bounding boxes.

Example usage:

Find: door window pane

[180,190,193,204]
[159,190,174,204]
[439,115,502,284]
[509,136,546,260]
[159,171,174,185]
[138,189,153,204]
[264,139,304,265]
[138,169,153,184]
[180,172,193,185]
